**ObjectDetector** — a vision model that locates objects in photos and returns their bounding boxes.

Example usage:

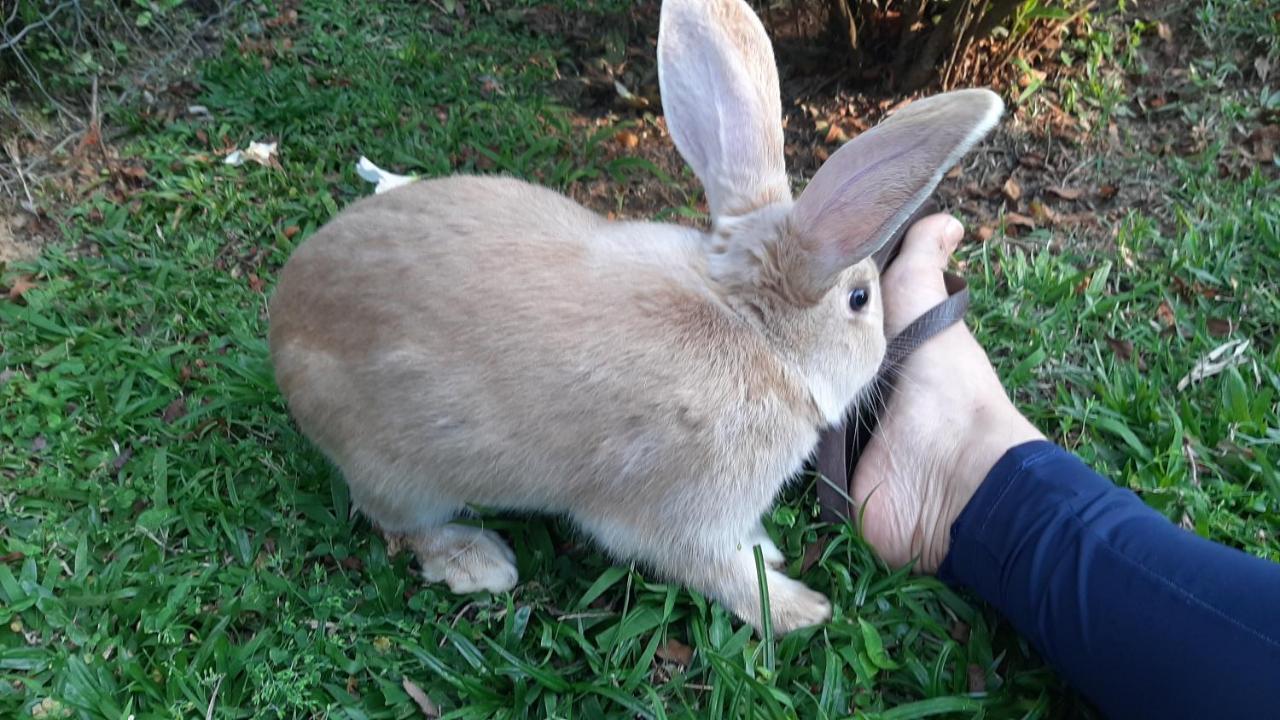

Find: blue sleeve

[938,440,1280,719]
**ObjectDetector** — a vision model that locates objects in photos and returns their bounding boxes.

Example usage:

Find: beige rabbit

[269,0,1002,633]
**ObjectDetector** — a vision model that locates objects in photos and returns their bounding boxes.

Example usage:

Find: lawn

[1,0,1277,718]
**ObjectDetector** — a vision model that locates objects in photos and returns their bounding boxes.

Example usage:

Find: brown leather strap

[814,200,970,523]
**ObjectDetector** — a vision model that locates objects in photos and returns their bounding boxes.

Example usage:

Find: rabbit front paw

[763,571,832,633]
[411,525,518,594]
[745,526,786,570]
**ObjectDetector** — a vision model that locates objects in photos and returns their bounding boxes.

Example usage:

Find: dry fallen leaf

[615,130,639,149]
[968,664,986,693]
[1256,56,1272,83]
[1017,66,1046,89]
[1073,273,1092,296]
[1055,212,1099,228]
[1018,152,1046,169]
[1002,212,1036,230]
[800,536,831,573]
[1177,338,1250,391]
[976,225,995,242]
[1045,185,1083,200]
[1207,318,1232,337]
[402,678,441,718]
[1029,200,1059,225]
[112,446,133,472]
[1119,245,1136,269]
[248,273,265,293]
[1248,125,1280,164]
[6,275,37,301]
[1156,300,1177,329]
[1002,177,1022,202]
[161,397,187,424]
[284,225,300,239]
[613,80,651,110]
[1155,21,1173,43]
[1171,276,1222,300]
[1105,336,1134,361]
[656,638,694,668]
[1096,184,1118,200]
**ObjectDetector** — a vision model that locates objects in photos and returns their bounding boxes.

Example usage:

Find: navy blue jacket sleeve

[939,440,1280,719]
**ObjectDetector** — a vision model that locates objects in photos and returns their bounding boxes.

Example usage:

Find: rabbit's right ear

[658,0,789,222]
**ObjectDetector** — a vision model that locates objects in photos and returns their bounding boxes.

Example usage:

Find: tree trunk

[972,0,1025,42]
[827,0,859,57]
[900,0,968,90]
[892,0,931,80]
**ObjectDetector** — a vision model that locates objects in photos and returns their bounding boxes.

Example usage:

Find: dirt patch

[550,0,1276,258]
[533,0,1118,244]
[0,0,240,246]
[0,213,41,265]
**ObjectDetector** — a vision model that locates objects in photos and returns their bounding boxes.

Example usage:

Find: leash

[814,201,971,523]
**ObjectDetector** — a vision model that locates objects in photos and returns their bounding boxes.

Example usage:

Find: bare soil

[534,0,1277,258]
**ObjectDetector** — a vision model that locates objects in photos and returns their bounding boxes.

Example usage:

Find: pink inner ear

[806,136,926,241]
[657,0,789,221]
[786,90,1002,297]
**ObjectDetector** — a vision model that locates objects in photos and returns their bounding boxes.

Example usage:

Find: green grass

[972,164,1280,555]
[1,0,1277,717]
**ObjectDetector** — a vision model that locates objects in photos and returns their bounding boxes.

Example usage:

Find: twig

[1182,437,1200,488]
[7,43,84,124]
[114,0,244,107]
[0,1,76,52]
[1059,155,1093,187]
[997,2,1096,71]
[105,0,149,48]
[204,675,223,720]
[84,74,102,159]
[942,0,981,89]
[90,75,99,130]
[4,0,21,30]
[4,140,35,209]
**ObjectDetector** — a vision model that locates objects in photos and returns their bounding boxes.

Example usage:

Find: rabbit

[268,0,1003,634]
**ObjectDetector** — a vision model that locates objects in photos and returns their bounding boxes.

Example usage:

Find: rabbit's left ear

[658,0,789,222]
[785,89,1004,300]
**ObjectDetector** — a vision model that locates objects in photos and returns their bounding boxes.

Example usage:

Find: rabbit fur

[269,0,1003,633]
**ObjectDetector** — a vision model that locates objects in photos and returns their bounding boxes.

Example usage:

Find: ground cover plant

[1,0,1278,717]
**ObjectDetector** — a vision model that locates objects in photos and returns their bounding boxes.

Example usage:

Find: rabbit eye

[848,287,870,312]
